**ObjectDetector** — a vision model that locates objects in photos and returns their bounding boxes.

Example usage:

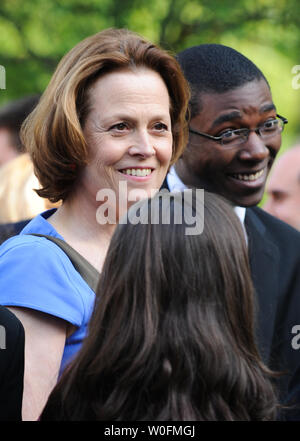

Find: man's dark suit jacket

[245,207,300,399]
[162,179,300,407]
[0,305,25,421]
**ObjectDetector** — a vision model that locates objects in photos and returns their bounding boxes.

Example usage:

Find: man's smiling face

[176,79,282,207]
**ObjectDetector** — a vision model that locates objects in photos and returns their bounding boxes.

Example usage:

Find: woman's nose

[128,130,155,157]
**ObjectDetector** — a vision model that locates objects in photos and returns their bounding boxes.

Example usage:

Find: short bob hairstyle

[21,28,190,203]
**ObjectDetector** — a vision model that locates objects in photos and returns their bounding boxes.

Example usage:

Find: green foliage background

[0,0,299,156]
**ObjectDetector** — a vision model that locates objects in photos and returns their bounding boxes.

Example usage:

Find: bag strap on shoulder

[29,234,100,292]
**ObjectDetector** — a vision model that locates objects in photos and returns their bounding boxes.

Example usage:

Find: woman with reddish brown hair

[0,28,189,420]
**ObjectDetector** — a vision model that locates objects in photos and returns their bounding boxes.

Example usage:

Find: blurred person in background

[0,28,189,420]
[0,153,59,244]
[0,96,41,242]
[264,144,300,230]
[0,95,40,167]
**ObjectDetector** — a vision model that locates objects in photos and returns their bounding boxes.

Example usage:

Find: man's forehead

[194,79,274,123]
[210,103,276,129]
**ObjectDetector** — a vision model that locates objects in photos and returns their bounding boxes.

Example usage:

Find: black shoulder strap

[29,234,100,292]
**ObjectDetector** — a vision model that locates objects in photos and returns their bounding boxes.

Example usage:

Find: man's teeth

[231,169,264,181]
[121,168,152,177]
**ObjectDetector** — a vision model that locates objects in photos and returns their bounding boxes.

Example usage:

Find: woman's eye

[109,122,129,133]
[153,122,168,131]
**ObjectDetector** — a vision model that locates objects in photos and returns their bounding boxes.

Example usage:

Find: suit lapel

[245,208,280,364]
[160,177,169,190]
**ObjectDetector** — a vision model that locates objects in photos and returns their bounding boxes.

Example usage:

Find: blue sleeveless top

[0,209,95,374]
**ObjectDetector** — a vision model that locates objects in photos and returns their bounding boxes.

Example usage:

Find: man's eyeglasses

[189,114,288,148]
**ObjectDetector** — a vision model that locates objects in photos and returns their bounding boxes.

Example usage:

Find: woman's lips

[118,167,154,180]
[119,167,153,177]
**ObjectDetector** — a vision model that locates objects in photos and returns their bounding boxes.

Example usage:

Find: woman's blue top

[0,209,95,374]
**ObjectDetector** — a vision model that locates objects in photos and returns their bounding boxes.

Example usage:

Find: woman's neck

[47,192,117,272]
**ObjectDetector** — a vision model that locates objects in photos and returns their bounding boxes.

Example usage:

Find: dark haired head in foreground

[41,191,278,421]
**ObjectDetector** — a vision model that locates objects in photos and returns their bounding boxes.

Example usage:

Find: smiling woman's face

[79,68,173,213]
[176,79,282,207]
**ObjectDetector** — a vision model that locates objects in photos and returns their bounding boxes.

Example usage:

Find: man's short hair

[176,44,269,118]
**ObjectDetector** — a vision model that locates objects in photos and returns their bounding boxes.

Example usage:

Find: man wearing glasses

[164,44,300,417]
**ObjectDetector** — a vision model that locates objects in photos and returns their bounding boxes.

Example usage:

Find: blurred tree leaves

[0,0,299,144]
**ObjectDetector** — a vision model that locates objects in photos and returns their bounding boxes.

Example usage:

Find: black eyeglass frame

[188,114,288,146]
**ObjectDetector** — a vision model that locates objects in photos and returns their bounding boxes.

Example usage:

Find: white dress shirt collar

[167,165,247,227]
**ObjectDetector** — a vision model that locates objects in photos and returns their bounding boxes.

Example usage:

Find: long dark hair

[41,190,278,420]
